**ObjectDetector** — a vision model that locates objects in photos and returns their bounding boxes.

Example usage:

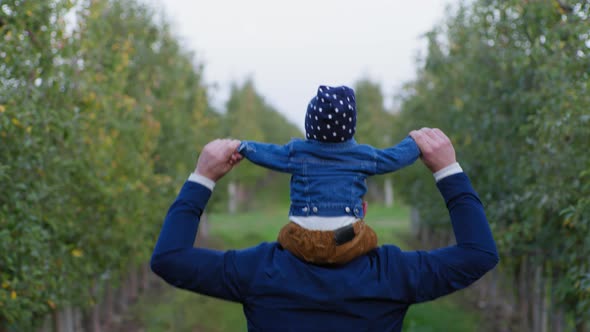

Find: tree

[223,79,301,212]
[0,0,217,328]
[393,1,590,330]
[354,79,396,205]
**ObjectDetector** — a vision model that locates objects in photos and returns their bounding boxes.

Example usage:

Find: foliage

[393,0,590,322]
[354,79,395,147]
[0,0,215,328]
[354,78,403,202]
[223,79,301,210]
[0,1,303,327]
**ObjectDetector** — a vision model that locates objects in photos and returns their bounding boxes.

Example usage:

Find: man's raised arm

[391,128,499,303]
[150,139,250,302]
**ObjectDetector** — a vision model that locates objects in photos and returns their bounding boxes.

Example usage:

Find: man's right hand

[194,139,242,182]
[409,128,456,173]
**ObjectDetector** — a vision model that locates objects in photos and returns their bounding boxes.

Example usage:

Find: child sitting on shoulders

[236,85,420,265]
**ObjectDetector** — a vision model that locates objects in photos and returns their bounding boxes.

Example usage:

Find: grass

[208,206,289,248]
[129,203,485,332]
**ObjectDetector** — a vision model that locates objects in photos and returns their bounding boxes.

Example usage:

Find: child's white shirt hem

[289,216,357,231]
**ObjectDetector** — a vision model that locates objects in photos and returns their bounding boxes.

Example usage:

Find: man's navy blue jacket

[151,173,499,331]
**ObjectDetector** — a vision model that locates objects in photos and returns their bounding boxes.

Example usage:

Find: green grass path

[130,204,484,331]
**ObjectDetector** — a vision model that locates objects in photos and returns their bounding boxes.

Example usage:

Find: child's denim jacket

[237,136,419,219]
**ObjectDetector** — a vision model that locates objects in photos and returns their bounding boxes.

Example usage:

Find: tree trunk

[196,213,209,247]
[37,315,52,332]
[117,276,129,313]
[129,268,138,302]
[384,178,393,207]
[539,267,548,332]
[532,264,543,332]
[103,284,114,328]
[141,263,150,291]
[553,308,565,332]
[228,181,237,214]
[52,310,61,332]
[489,268,498,308]
[550,266,566,332]
[526,259,537,332]
[73,307,83,332]
[83,303,102,332]
[61,306,74,332]
[518,256,530,332]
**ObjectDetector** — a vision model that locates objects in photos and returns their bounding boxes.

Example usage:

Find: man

[150,128,499,331]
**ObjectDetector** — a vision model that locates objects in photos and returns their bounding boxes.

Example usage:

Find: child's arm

[237,140,292,173]
[373,136,421,175]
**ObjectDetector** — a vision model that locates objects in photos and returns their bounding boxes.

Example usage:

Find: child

[236,85,420,265]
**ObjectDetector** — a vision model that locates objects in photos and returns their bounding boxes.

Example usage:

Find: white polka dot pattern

[304,85,356,143]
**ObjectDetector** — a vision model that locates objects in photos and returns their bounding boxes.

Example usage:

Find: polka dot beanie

[305,85,357,142]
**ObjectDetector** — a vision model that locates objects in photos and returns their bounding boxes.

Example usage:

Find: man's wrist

[433,162,463,182]
[188,172,216,191]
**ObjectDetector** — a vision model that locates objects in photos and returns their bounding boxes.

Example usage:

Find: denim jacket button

[345,207,351,213]
[312,207,318,213]
[302,207,308,212]
[354,208,359,214]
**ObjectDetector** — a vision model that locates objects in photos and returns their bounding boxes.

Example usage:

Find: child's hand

[195,139,241,181]
[230,151,243,166]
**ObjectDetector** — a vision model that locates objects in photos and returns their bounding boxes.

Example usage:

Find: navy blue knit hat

[305,85,357,142]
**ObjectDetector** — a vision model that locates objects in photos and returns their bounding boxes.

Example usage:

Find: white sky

[151,0,459,130]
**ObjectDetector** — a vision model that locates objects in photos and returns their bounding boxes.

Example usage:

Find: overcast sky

[152,0,459,130]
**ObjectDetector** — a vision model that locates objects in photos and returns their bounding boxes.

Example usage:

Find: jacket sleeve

[372,136,421,175]
[238,140,292,173]
[150,181,260,303]
[389,173,499,303]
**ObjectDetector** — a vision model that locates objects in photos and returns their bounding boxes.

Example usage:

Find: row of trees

[393,0,589,331]
[0,0,300,329]
[9,0,562,329]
